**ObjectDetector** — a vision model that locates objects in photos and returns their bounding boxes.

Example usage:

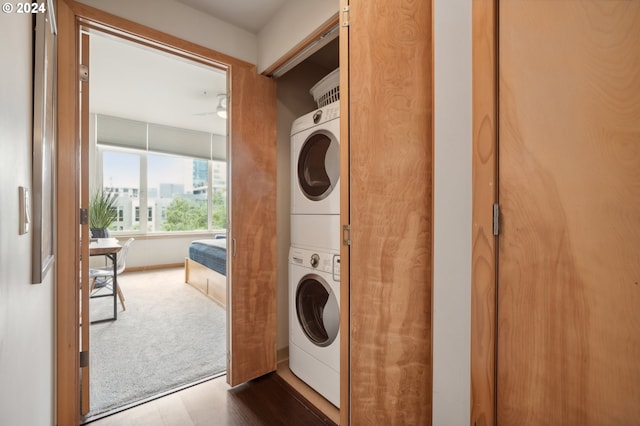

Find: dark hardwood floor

[85,373,336,426]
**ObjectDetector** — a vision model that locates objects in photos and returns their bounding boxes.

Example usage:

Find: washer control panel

[289,246,338,275]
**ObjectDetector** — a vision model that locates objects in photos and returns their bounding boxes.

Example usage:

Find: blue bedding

[188,238,227,276]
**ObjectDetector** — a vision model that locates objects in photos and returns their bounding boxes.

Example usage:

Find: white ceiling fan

[192,92,227,119]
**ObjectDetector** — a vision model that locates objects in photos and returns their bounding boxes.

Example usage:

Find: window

[102,150,140,232]
[95,113,227,235]
[98,144,227,235]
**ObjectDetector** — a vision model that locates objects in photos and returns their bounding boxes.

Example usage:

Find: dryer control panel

[323,104,340,121]
[290,100,340,136]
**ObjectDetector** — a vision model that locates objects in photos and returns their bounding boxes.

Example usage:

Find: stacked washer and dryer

[289,71,341,408]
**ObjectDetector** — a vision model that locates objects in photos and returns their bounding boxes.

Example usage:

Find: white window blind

[96,114,226,161]
[96,115,146,150]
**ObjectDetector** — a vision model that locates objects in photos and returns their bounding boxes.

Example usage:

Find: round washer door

[297,131,340,201]
[295,274,339,347]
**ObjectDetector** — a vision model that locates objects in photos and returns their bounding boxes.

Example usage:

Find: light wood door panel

[348,0,433,424]
[497,1,640,424]
[227,65,278,386]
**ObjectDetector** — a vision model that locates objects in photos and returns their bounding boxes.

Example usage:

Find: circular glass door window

[296,274,340,347]
[297,131,340,201]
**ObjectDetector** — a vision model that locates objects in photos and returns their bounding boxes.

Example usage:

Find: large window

[96,115,227,235]
[100,147,227,234]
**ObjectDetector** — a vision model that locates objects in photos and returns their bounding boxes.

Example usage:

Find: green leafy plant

[89,190,118,231]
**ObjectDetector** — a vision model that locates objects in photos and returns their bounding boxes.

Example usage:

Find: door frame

[338,0,350,423]
[470,0,498,425]
[56,1,275,424]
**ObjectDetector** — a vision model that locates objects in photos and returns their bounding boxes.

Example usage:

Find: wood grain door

[347,0,433,424]
[226,65,278,386]
[497,1,640,424]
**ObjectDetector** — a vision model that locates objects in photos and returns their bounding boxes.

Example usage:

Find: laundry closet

[270,35,341,422]
[54,0,436,423]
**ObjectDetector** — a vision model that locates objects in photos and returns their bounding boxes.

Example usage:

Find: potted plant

[89,189,118,238]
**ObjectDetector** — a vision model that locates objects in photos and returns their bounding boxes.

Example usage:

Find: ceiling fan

[193,92,227,118]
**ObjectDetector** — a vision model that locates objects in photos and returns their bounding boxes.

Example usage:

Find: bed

[184,237,227,307]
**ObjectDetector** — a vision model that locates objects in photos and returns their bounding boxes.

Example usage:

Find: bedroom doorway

[57,3,277,424]
[80,28,229,420]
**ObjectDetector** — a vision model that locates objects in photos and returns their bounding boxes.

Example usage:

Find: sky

[103,151,195,190]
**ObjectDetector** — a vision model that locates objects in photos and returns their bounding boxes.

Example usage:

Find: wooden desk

[89,243,122,323]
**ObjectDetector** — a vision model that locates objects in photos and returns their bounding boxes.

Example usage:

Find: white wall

[433,0,472,424]
[0,13,55,426]
[77,0,257,64]
[121,235,207,269]
[257,0,338,73]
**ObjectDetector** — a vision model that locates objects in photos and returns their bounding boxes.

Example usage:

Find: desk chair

[89,237,134,311]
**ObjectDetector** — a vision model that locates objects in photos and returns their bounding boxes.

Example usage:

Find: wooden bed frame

[184,257,226,308]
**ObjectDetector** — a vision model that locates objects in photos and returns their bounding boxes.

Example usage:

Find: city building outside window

[99,147,226,234]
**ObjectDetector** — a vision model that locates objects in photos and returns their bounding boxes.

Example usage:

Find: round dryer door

[297,131,340,201]
[295,274,339,347]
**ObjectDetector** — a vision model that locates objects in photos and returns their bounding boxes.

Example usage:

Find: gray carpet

[89,267,226,416]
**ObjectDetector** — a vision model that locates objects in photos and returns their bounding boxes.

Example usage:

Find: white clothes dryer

[291,100,340,216]
[289,246,340,407]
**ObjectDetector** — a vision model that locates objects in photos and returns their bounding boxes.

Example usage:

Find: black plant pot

[91,228,110,238]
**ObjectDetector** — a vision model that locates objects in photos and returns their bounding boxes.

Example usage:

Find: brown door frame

[56,1,81,423]
[470,0,498,425]
[56,1,275,423]
[339,0,350,424]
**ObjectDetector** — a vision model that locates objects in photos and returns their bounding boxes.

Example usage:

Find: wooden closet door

[497,1,640,424]
[347,0,433,424]
[226,65,278,386]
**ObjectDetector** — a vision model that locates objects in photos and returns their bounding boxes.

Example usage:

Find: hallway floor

[85,373,336,426]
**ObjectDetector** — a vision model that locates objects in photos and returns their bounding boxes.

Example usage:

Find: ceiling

[175,0,288,33]
[88,0,337,137]
[89,0,292,136]
[90,32,228,135]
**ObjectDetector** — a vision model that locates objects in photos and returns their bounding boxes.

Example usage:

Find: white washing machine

[291,100,340,251]
[289,246,340,407]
